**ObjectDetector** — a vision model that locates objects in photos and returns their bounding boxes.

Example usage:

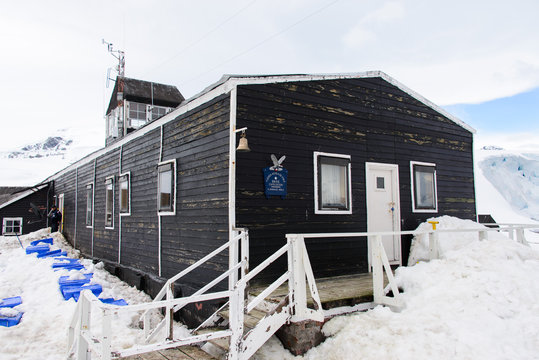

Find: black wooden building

[0,185,51,236]
[45,72,476,317]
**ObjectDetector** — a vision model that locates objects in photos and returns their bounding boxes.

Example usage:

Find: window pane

[119,175,129,213]
[105,180,113,227]
[159,167,173,211]
[86,185,93,226]
[413,165,436,210]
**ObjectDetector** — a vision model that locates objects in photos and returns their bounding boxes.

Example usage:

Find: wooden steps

[120,345,216,360]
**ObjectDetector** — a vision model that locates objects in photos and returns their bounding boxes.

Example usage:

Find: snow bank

[255,216,539,360]
[0,229,168,360]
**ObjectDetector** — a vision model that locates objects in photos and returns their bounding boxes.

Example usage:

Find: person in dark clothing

[48,205,62,233]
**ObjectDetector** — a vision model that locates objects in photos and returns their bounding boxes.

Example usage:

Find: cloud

[343,1,405,48]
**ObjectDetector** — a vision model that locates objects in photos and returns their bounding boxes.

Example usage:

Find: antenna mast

[102,39,125,77]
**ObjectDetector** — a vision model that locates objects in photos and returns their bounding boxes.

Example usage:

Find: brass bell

[236,130,251,152]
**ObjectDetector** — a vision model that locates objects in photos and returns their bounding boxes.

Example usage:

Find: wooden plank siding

[234,78,475,280]
[0,186,51,235]
[52,93,231,300]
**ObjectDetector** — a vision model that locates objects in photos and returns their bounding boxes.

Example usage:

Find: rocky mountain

[4,136,74,159]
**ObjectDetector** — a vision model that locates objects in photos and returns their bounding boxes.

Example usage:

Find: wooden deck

[120,346,215,360]
[250,272,381,309]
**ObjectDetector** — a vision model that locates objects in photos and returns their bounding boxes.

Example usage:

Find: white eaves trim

[40,71,475,183]
[0,184,48,210]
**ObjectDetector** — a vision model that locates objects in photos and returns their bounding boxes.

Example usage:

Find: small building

[0,185,51,236]
[45,71,476,322]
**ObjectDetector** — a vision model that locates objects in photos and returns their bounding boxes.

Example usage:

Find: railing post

[77,292,91,360]
[241,229,249,280]
[516,227,526,245]
[166,282,174,340]
[229,229,239,291]
[101,307,112,360]
[228,279,245,360]
[428,232,439,260]
[287,234,307,321]
[372,235,384,304]
[507,225,514,240]
[479,230,488,241]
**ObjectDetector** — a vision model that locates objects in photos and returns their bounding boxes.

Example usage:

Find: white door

[366,163,401,265]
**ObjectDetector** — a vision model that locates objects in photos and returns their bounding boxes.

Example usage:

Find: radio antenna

[102,39,125,81]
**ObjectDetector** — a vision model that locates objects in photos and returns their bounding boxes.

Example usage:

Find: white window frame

[410,161,438,213]
[119,172,131,216]
[157,159,176,216]
[2,217,23,235]
[313,151,352,215]
[105,176,115,229]
[86,183,94,228]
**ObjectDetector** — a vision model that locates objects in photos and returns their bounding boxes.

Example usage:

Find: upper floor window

[411,161,438,212]
[158,160,176,214]
[86,183,93,227]
[105,177,114,228]
[314,152,352,214]
[127,102,172,129]
[3,217,22,235]
[119,173,131,215]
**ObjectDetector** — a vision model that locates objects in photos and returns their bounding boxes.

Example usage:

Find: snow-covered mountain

[2,136,74,159]
[0,127,103,186]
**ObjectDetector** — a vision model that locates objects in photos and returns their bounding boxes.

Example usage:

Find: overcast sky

[1,0,538,151]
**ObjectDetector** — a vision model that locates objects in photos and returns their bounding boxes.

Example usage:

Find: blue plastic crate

[58,273,93,287]
[53,257,80,263]
[99,298,128,306]
[61,284,102,301]
[30,238,53,246]
[25,244,50,255]
[0,312,23,327]
[37,249,63,258]
[53,263,85,271]
[39,251,67,258]
[0,296,22,308]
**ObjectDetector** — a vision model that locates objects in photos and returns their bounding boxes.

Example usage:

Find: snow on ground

[0,229,175,360]
[255,216,539,360]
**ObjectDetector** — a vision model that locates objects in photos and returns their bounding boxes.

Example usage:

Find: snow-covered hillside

[0,128,102,186]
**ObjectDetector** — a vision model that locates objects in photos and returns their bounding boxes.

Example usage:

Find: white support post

[101,308,112,360]
[166,282,174,341]
[516,227,526,245]
[428,232,439,260]
[229,230,239,291]
[77,294,91,360]
[372,235,384,304]
[479,230,488,241]
[507,225,514,240]
[240,229,249,280]
[228,280,245,360]
[291,235,307,321]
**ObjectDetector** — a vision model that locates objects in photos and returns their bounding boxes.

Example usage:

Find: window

[86,183,93,227]
[314,152,352,214]
[119,173,130,215]
[411,161,438,212]
[128,102,147,128]
[2,217,22,235]
[106,108,119,138]
[158,160,175,213]
[147,105,171,121]
[105,177,114,228]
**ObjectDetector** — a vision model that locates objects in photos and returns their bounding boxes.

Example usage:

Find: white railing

[68,222,539,360]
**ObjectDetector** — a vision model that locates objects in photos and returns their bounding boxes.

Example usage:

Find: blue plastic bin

[37,249,63,258]
[25,244,50,255]
[99,298,128,306]
[40,251,67,258]
[61,284,102,301]
[58,273,93,287]
[0,312,23,327]
[0,296,22,308]
[53,257,79,263]
[30,238,53,246]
